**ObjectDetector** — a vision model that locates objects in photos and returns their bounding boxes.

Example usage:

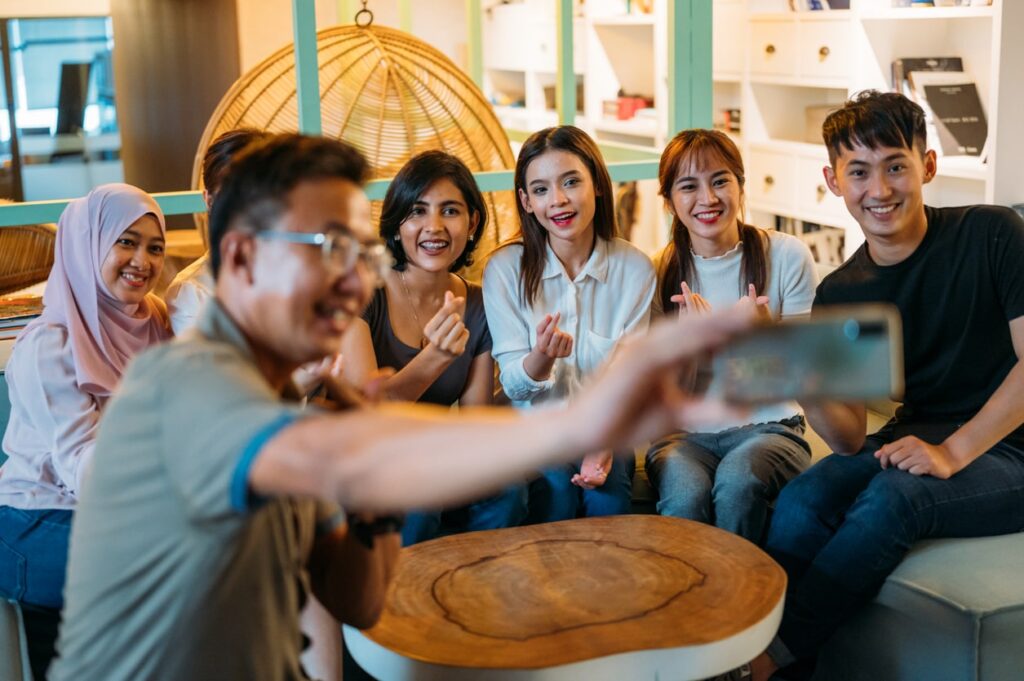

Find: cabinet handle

[817,184,827,198]
[765,44,776,55]
[819,46,830,59]
[765,175,775,186]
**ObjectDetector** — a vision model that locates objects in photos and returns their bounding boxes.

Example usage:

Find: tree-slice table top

[344,515,786,681]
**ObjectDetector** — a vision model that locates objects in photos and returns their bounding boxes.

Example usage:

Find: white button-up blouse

[483,237,656,408]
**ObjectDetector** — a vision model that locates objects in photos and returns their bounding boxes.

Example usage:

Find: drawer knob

[765,44,776,55]
[817,184,827,197]
[764,175,775,186]
[819,46,830,59]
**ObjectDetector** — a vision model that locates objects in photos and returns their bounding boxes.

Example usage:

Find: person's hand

[535,312,573,359]
[423,291,470,358]
[874,436,962,479]
[736,283,772,322]
[321,366,395,409]
[670,281,713,317]
[572,450,612,489]
[568,306,755,453]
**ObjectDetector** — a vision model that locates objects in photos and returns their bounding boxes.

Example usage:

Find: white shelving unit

[742,0,1024,258]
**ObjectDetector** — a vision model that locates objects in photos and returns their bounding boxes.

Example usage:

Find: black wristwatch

[347,513,403,549]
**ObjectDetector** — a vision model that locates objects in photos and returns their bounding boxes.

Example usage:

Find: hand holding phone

[711,304,904,404]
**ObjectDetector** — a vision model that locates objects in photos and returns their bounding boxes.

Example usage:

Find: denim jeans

[645,417,811,544]
[401,484,528,546]
[765,421,1024,666]
[525,453,635,523]
[0,506,73,609]
[0,506,73,680]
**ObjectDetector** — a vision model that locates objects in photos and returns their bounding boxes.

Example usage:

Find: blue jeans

[645,417,811,544]
[0,506,73,680]
[0,506,73,609]
[526,453,635,523]
[765,421,1024,666]
[401,484,527,546]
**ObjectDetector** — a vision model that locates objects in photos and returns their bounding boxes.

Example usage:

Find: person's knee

[583,486,632,517]
[854,470,921,524]
[655,483,712,520]
[484,486,528,525]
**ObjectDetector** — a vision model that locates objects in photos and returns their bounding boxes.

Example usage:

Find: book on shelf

[790,0,851,9]
[908,70,988,158]
[891,57,963,98]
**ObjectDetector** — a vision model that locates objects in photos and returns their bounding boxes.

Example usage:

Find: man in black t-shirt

[748,91,1024,681]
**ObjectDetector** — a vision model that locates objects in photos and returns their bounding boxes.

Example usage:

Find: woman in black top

[341,151,526,544]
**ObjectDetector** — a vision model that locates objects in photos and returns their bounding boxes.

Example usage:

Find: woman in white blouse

[483,126,656,522]
[0,184,170,676]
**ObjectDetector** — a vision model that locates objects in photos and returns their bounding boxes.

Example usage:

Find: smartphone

[711,304,904,404]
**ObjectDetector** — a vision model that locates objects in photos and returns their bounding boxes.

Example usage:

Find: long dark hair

[379,150,487,272]
[513,126,616,307]
[657,129,767,314]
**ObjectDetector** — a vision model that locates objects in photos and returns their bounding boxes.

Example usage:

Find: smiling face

[519,149,597,250]
[669,154,743,257]
[824,140,935,248]
[240,178,377,365]
[99,214,165,304]
[398,178,478,274]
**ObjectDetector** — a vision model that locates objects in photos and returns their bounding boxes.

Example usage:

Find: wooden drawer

[747,148,796,210]
[749,21,797,77]
[796,156,847,221]
[798,20,853,82]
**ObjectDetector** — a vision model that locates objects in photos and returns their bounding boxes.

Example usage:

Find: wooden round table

[344,516,786,680]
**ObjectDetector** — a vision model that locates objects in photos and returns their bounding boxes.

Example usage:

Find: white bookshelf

[741,0,1024,258]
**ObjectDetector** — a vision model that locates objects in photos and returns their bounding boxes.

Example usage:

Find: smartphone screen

[711,304,904,404]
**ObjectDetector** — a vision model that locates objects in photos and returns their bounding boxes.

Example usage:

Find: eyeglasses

[256,230,393,285]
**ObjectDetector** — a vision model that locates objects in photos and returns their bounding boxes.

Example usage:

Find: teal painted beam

[556,0,575,126]
[0,191,206,227]
[292,0,322,135]
[667,0,713,135]
[0,160,662,227]
[465,0,483,88]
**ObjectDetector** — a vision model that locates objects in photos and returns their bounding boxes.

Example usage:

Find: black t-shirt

[362,278,492,406]
[815,205,1024,441]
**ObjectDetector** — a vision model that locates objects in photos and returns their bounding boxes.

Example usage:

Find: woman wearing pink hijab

[0,183,170,677]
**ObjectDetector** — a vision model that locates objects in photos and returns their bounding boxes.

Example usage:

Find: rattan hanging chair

[193,22,519,280]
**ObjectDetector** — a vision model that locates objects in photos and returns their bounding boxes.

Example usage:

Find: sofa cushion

[816,533,1024,681]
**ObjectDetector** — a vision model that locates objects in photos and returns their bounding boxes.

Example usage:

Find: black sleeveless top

[361,278,492,406]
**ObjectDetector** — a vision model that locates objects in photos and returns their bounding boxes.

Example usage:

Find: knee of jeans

[712,469,768,501]
[772,471,833,523]
[856,470,921,521]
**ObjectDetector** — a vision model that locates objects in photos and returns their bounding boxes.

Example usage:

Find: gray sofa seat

[816,533,1024,681]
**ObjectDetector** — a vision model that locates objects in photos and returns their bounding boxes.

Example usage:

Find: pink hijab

[22,183,172,398]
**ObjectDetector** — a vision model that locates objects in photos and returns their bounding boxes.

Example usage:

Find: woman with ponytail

[646,129,817,544]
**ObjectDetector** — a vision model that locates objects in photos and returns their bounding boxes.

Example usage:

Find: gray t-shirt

[51,299,339,681]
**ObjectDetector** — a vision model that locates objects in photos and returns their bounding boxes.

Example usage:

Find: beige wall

[0,0,109,17]
[234,0,469,75]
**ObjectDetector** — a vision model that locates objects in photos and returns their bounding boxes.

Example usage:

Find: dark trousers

[764,422,1024,667]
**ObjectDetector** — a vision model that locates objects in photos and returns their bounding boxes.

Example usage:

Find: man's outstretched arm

[249,307,754,513]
